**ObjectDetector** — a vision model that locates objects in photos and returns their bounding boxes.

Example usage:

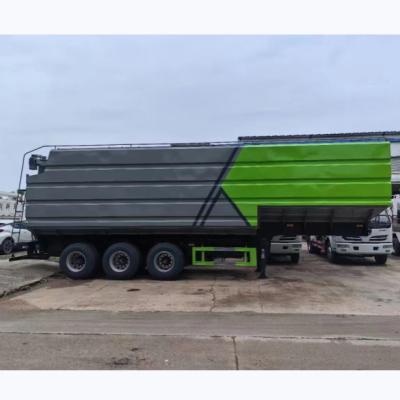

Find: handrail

[11,145,57,257]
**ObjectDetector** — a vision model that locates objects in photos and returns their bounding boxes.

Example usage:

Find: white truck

[271,235,302,263]
[308,210,393,265]
[390,195,400,255]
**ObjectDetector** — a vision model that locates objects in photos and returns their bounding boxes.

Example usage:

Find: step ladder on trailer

[9,189,48,262]
[10,189,26,258]
[8,144,58,262]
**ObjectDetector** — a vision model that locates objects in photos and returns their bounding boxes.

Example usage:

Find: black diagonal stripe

[220,187,251,227]
[200,188,222,226]
[193,146,239,226]
[201,187,251,227]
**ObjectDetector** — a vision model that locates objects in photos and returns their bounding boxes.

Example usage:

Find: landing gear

[257,236,271,279]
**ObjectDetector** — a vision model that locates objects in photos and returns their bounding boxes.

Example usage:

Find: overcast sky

[1,35,400,190]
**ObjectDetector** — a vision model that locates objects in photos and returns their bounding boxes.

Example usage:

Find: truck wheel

[290,254,300,263]
[147,242,184,280]
[326,242,338,263]
[308,242,319,254]
[1,238,14,254]
[374,255,387,265]
[102,242,142,279]
[393,236,400,256]
[60,242,99,279]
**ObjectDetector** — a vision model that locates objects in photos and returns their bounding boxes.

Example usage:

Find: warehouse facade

[0,192,16,219]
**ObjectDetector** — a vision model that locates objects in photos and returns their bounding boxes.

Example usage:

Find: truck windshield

[369,213,391,229]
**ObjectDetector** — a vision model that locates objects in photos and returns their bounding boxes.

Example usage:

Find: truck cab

[308,211,393,265]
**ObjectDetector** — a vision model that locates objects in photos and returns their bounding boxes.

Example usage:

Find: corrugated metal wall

[25,142,392,234]
[223,142,392,227]
[25,146,245,231]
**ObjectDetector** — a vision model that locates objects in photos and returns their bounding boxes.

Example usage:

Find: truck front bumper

[335,242,393,256]
[270,242,302,255]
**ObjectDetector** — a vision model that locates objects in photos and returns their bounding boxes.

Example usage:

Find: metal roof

[239,131,400,142]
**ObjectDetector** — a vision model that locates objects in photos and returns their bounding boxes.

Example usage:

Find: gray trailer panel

[26,145,243,233]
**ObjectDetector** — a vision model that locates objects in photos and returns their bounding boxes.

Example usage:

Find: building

[0,191,17,219]
[239,131,400,194]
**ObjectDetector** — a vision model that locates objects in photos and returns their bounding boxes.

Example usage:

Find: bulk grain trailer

[13,140,392,280]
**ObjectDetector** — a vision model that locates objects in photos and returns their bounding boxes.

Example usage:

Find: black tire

[60,242,99,279]
[374,254,387,265]
[147,242,184,280]
[102,242,142,280]
[290,253,300,263]
[307,242,319,254]
[393,236,400,256]
[1,237,14,255]
[326,242,339,263]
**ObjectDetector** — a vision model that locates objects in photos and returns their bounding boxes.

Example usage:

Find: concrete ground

[0,311,399,369]
[2,251,399,315]
[0,249,399,369]
[0,253,58,297]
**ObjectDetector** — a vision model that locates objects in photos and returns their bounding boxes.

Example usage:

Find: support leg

[258,236,271,279]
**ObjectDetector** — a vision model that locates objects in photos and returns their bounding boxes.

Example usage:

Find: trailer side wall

[25,141,392,235]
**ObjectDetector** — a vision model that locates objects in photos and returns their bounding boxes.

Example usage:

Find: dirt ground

[1,250,400,315]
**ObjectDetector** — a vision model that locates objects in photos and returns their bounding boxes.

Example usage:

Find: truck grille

[370,235,387,241]
[279,236,297,241]
[343,236,361,241]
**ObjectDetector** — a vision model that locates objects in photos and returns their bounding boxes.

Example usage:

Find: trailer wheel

[147,242,184,280]
[290,253,300,264]
[374,255,387,265]
[102,242,142,279]
[60,242,99,279]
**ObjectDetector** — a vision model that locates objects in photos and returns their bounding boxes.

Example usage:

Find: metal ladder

[10,189,26,258]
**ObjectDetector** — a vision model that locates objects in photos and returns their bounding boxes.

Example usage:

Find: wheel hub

[155,251,175,272]
[109,250,130,272]
[66,251,87,272]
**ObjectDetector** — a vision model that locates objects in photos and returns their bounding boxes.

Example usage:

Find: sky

[1,35,400,190]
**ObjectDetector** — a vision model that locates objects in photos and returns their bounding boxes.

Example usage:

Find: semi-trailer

[11,140,392,280]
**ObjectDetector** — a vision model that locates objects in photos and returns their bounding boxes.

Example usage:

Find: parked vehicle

[13,140,391,279]
[0,221,34,254]
[271,235,302,263]
[307,211,393,265]
[391,195,400,255]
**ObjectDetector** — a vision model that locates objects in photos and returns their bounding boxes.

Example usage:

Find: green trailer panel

[222,142,391,227]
